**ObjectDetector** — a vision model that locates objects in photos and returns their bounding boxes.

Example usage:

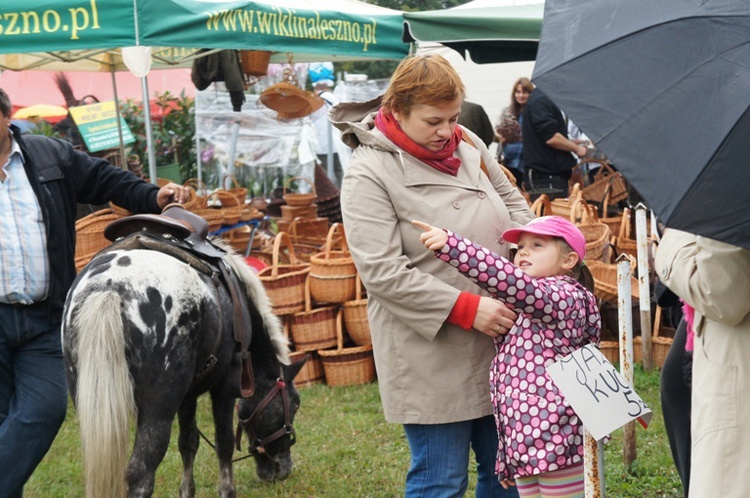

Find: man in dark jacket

[0,87,190,497]
[521,88,587,199]
[458,99,494,148]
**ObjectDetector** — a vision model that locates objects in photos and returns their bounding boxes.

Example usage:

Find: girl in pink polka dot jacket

[414,216,601,497]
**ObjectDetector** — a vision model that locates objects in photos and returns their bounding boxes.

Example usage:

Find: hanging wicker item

[309,223,357,304]
[240,50,272,77]
[257,52,325,124]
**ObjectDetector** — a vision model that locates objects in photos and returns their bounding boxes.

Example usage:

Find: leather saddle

[103,204,256,397]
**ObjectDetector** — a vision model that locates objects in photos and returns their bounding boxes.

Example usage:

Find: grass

[25,366,682,497]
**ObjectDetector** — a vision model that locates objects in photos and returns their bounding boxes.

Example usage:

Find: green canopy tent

[402,1,543,64]
[0,0,408,180]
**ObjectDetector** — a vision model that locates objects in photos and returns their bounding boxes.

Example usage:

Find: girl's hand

[412,220,448,251]
[500,478,516,489]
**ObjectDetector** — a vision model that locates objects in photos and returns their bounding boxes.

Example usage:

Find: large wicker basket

[283,176,317,207]
[257,232,310,315]
[277,216,330,247]
[75,208,120,272]
[318,310,376,387]
[580,161,628,205]
[289,350,325,387]
[342,274,371,346]
[289,278,338,352]
[548,183,582,218]
[633,306,675,368]
[309,223,357,304]
[616,208,639,258]
[570,199,612,262]
[587,259,640,304]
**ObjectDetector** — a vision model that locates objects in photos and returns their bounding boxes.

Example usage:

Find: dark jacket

[458,100,494,147]
[521,89,576,177]
[12,125,161,316]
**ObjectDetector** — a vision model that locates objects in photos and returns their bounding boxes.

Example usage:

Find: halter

[235,375,296,455]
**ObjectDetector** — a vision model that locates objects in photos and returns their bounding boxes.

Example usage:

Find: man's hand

[156,182,191,209]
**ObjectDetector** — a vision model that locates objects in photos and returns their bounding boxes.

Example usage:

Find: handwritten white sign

[546,343,653,441]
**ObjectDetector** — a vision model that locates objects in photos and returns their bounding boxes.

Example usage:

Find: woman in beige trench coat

[335,55,533,497]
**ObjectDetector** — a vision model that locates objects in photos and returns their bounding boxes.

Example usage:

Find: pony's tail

[73,292,135,498]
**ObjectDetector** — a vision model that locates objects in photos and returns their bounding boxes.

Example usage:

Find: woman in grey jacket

[335,55,533,497]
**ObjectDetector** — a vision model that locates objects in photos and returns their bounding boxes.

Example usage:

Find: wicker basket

[277,217,330,246]
[283,176,317,207]
[616,208,640,258]
[587,259,640,304]
[240,50,272,77]
[580,161,628,205]
[633,306,675,368]
[75,208,120,272]
[257,232,310,315]
[309,223,357,304]
[221,173,248,202]
[281,203,318,221]
[571,199,612,262]
[289,278,338,352]
[289,350,325,387]
[548,183,582,218]
[599,341,620,364]
[342,274,371,346]
[318,310,376,387]
[530,194,551,217]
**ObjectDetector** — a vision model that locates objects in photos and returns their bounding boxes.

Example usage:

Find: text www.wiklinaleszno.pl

[205,7,380,52]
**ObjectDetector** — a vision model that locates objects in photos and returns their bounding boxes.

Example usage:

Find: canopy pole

[110,66,127,170]
[141,76,157,184]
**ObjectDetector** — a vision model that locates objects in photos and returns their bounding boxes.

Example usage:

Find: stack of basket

[74,208,121,272]
[276,224,375,388]
[314,163,342,223]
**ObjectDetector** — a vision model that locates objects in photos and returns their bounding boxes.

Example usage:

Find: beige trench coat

[655,229,750,498]
[333,99,534,424]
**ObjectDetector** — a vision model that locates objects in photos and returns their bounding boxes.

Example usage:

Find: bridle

[235,376,296,456]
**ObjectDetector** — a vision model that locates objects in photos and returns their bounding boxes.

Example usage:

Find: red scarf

[375,108,463,176]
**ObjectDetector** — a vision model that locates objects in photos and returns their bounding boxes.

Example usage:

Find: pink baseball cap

[502,216,586,260]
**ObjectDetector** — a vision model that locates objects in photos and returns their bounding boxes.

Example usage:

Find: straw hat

[259,82,324,120]
[258,53,325,123]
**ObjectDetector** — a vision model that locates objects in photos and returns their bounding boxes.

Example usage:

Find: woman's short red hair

[381,54,465,116]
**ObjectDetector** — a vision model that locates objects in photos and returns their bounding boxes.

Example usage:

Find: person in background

[521,88,587,199]
[495,77,533,187]
[415,216,600,498]
[0,87,190,498]
[334,54,533,497]
[310,62,345,187]
[655,228,750,498]
[458,99,494,148]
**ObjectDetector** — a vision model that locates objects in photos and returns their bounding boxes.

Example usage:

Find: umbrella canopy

[533,0,750,249]
[12,103,68,121]
[402,1,543,63]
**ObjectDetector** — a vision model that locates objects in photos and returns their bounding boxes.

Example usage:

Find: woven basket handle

[270,232,298,276]
[619,208,632,240]
[184,177,209,196]
[530,194,551,217]
[568,182,582,205]
[324,223,348,259]
[215,189,241,208]
[570,198,591,224]
[653,305,662,338]
[221,173,242,191]
[283,176,317,197]
[304,275,313,312]
[335,308,345,351]
[354,273,363,301]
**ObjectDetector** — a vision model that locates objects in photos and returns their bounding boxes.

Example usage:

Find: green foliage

[26,120,62,139]
[120,91,197,182]
[26,367,682,497]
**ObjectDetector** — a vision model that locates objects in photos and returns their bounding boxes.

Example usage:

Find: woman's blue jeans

[0,302,68,498]
[403,415,519,498]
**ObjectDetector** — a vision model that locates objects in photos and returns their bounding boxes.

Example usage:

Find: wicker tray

[257,232,310,315]
[318,310,376,387]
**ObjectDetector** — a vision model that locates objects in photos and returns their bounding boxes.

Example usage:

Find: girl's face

[514,84,530,106]
[392,97,463,151]
[513,233,577,279]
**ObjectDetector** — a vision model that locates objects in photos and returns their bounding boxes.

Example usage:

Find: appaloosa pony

[62,232,306,498]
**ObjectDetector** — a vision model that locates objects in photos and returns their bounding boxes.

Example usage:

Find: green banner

[0,0,135,54]
[140,0,408,60]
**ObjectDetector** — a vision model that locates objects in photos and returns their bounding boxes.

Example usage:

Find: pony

[61,237,306,498]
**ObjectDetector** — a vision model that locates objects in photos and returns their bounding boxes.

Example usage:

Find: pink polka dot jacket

[438,231,601,479]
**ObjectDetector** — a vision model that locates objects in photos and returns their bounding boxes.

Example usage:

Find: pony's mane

[219,245,290,365]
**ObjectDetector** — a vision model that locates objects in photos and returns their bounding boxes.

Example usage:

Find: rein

[235,375,296,456]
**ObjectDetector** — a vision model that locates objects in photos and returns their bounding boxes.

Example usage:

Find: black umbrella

[532,0,750,249]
